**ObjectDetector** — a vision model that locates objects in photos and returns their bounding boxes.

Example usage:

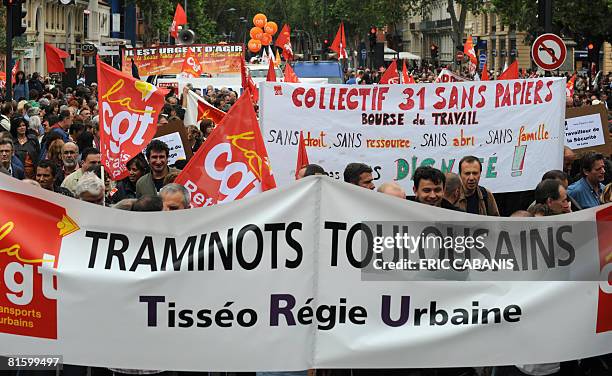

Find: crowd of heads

[331,149,610,217]
[0,68,610,219]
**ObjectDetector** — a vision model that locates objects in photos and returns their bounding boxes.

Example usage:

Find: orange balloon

[248,39,262,53]
[264,21,278,35]
[260,33,272,46]
[253,13,267,28]
[250,27,263,40]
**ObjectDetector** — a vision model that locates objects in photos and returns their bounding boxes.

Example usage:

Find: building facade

[471,12,533,74]
[401,0,474,66]
[16,0,139,75]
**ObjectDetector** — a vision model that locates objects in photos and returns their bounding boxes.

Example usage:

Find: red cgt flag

[181,48,203,78]
[295,131,309,179]
[184,90,226,126]
[275,24,294,61]
[498,60,519,80]
[97,56,168,180]
[44,43,70,73]
[463,35,478,65]
[284,63,300,83]
[379,60,399,84]
[170,3,187,39]
[175,92,276,208]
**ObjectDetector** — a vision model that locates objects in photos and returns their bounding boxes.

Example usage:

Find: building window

[484,15,488,33]
[84,13,89,39]
[491,14,496,33]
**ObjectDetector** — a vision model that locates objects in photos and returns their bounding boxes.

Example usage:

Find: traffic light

[11,0,27,37]
[322,39,330,53]
[430,44,439,59]
[587,42,598,63]
[369,27,377,50]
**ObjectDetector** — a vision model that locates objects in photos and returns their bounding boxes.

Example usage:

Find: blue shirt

[567,177,604,209]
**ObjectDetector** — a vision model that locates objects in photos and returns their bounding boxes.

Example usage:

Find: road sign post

[532,33,567,71]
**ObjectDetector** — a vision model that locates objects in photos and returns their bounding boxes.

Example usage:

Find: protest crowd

[0,61,611,376]
[0,8,611,373]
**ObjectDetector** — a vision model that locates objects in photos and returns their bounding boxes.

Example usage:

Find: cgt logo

[0,190,79,339]
[596,206,612,333]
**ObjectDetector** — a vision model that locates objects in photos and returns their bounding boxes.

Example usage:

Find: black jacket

[13,134,40,168]
[111,179,138,204]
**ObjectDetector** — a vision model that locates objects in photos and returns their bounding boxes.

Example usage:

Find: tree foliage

[404,0,487,51]
[491,0,612,46]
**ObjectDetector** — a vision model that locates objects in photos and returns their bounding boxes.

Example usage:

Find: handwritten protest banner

[260,79,566,192]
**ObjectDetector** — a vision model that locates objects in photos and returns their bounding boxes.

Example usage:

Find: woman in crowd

[10,116,40,179]
[199,119,215,140]
[187,125,203,153]
[13,71,29,101]
[111,154,149,204]
[46,138,65,170]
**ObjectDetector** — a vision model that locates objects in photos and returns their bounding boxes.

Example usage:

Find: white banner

[260,79,566,192]
[0,174,610,371]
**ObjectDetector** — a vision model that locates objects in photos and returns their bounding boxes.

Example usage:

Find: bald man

[377,182,406,199]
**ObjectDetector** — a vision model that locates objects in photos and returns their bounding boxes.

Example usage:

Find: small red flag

[481,63,489,81]
[275,24,294,61]
[169,4,187,39]
[401,60,414,84]
[175,92,276,207]
[463,36,478,65]
[240,59,259,104]
[44,43,69,73]
[566,74,576,98]
[181,48,202,78]
[295,131,309,179]
[266,58,277,82]
[330,22,348,59]
[184,90,226,126]
[379,60,399,84]
[283,64,300,83]
[498,61,519,80]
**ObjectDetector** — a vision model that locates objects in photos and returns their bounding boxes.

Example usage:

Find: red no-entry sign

[532,33,567,71]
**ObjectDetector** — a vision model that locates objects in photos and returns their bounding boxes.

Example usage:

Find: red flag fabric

[498,60,519,80]
[275,24,294,61]
[463,36,478,65]
[401,60,415,84]
[240,59,259,104]
[295,131,309,179]
[330,22,348,59]
[401,60,409,84]
[97,56,168,180]
[184,90,226,126]
[181,48,203,78]
[11,61,19,82]
[379,60,399,84]
[44,43,69,73]
[170,4,187,39]
[266,58,277,82]
[283,64,300,83]
[481,63,489,81]
[566,74,576,98]
[175,92,276,208]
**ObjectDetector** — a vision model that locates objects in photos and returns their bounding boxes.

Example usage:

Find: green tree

[491,0,612,70]
[405,0,487,51]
